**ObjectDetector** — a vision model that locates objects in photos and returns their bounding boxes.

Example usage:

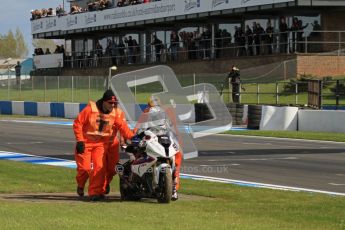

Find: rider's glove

[76,141,85,154]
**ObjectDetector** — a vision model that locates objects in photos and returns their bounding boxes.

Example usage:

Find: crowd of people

[32,15,322,67]
[34,45,65,56]
[31,0,161,19]
[30,7,57,20]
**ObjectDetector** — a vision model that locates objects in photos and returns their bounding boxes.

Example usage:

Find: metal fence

[46,30,345,70]
[1,75,344,108]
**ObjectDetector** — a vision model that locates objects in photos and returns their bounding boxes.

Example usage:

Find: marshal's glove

[76,141,85,154]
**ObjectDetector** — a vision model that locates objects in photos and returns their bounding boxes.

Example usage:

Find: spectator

[132,38,139,63]
[95,41,103,66]
[169,31,179,61]
[265,20,274,54]
[310,20,322,52]
[291,17,299,53]
[215,29,222,58]
[254,22,265,55]
[15,61,21,87]
[279,16,288,53]
[245,25,253,56]
[45,48,51,54]
[118,38,126,64]
[201,28,211,59]
[297,19,309,52]
[124,36,134,64]
[151,35,163,63]
[222,29,232,57]
[311,20,321,32]
[229,66,241,103]
[111,40,118,65]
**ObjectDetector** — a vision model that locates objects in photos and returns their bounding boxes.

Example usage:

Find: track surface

[1,119,345,193]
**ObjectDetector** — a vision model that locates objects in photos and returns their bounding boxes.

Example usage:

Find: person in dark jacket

[229,66,241,103]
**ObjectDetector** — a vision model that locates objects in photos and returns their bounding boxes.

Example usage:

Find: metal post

[276,82,279,105]
[44,76,47,102]
[19,75,21,100]
[257,83,260,104]
[228,77,231,103]
[193,73,196,97]
[336,80,340,110]
[295,82,298,105]
[7,73,10,100]
[71,76,74,102]
[211,24,215,59]
[57,76,60,102]
[88,76,91,101]
[32,75,34,100]
[134,76,137,101]
[239,83,242,104]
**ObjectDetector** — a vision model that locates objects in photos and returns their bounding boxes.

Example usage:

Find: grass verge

[223,130,345,142]
[0,160,344,229]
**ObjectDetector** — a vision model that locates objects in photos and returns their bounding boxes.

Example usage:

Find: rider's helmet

[147,95,162,113]
[148,95,161,107]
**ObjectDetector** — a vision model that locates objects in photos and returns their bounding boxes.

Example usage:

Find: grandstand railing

[31,29,345,70]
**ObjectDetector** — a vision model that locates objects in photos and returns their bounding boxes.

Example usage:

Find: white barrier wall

[260,106,299,130]
[37,102,51,117]
[64,103,80,119]
[12,101,25,115]
[298,110,345,133]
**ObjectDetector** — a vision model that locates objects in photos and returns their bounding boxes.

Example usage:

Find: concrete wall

[298,110,345,133]
[258,105,345,132]
[260,106,299,131]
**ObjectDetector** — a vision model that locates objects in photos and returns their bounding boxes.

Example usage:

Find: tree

[0,28,29,58]
[1,30,16,58]
[15,28,28,58]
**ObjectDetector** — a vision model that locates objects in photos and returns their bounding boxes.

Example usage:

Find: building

[31,0,345,77]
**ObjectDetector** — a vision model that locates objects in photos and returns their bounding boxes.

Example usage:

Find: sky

[0,0,68,58]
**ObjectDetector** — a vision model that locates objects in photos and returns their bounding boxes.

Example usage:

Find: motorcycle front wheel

[157,169,172,203]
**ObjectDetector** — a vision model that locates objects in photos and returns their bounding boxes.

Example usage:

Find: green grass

[224,130,345,142]
[0,160,344,229]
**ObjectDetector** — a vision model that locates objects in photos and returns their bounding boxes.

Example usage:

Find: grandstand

[31,0,345,78]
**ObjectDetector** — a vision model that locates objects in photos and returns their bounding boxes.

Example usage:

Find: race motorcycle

[117,124,180,203]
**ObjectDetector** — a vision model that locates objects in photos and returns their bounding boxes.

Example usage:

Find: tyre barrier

[226,103,244,125]
[247,105,262,129]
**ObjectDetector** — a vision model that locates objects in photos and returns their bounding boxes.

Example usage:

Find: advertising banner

[31,0,294,34]
[33,53,63,69]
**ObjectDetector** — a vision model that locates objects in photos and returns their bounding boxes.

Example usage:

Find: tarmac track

[0,118,345,194]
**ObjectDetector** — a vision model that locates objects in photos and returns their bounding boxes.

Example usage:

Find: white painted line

[328,183,345,186]
[2,151,344,196]
[336,174,345,176]
[181,173,345,196]
[215,133,345,145]
[225,157,297,161]
[199,164,240,167]
[6,142,43,145]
